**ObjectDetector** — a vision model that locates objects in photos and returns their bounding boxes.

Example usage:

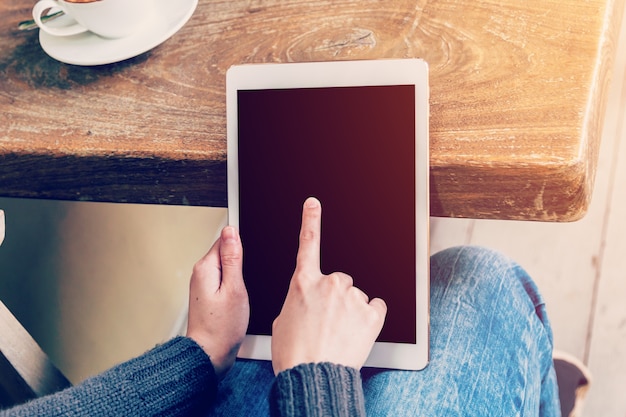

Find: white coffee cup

[32,0,153,39]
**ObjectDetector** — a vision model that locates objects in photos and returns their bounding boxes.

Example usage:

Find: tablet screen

[237,85,416,344]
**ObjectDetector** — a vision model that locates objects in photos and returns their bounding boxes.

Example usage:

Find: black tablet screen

[237,85,416,343]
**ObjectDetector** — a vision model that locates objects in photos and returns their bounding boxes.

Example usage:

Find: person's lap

[206,246,561,417]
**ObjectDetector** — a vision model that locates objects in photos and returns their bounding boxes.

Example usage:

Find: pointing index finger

[295,197,322,274]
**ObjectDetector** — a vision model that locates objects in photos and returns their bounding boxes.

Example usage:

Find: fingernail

[223,226,238,242]
[305,197,319,208]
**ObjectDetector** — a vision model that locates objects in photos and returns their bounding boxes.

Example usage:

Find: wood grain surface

[0,0,623,220]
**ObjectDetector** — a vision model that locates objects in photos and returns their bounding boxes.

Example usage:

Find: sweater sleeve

[270,363,366,417]
[0,337,218,417]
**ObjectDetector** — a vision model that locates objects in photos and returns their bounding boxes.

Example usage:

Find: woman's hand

[186,226,249,378]
[271,197,387,374]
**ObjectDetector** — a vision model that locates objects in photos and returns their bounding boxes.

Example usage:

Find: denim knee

[431,245,526,294]
[430,245,553,346]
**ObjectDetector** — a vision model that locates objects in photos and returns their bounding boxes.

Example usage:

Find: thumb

[219,226,244,288]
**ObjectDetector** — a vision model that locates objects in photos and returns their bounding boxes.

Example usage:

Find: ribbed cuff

[270,363,366,417]
[125,337,218,416]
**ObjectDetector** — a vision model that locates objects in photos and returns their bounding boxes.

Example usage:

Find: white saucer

[39,0,198,66]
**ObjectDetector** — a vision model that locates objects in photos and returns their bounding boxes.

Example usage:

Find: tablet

[226,59,429,370]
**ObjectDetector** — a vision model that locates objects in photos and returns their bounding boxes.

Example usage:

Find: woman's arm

[0,337,216,417]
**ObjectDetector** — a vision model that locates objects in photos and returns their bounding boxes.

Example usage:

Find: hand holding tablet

[272,197,388,374]
[186,226,249,378]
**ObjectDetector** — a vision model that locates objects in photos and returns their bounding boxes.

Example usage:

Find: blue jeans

[208,246,561,416]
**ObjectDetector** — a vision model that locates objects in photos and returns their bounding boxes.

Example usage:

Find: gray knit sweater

[0,337,366,416]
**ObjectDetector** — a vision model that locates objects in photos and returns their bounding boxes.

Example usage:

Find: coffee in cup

[32,0,154,39]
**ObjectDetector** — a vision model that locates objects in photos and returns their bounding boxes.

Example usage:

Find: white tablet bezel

[226,59,429,370]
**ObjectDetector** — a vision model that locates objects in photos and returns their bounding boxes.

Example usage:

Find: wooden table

[1,0,623,221]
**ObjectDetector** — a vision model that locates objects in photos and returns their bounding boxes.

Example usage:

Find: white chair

[0,210,71,408]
